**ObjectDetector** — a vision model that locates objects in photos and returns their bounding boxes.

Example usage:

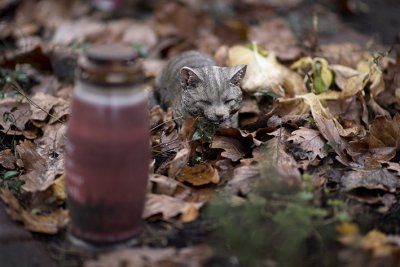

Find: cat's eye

[224,99,235,105]
[198,100,212,105]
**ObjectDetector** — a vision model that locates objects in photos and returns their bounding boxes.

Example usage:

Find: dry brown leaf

[226,165,259,195]
[177,163,220,186]
[341,169,400,193]
[0,129,38,139]
[51,19,106,45]
[330,64,361,90]
[142,194,203,221]
[16,140,63,192]
[264,133,302,186]
[338,62,389,118]
[317,43,368,68]
[167,147,191,178]
[150,174,183,196]
[29,92,64,121]
[381,161,400,177]
[48,100,69,124]
[16,0,90,29]
[154,2,211,44]
[288,127,326,160]
[0,149,16,169]
[378,60,400,107]
[248,18,301,61]
[150,105,167,129]
[35,123,67,156]
[122,21,158,49]
[348,114,400,167]
[267,98,310,118]
[162,118,198,177]
[174,187,214,204]
[51,175,66,201]
[267,114,309,128]
[211,136,245,161]
[0,97,31,130]
[84,245,212,267]
[0,189,68,234]
[296,93,352,165]
[216,127,262,147]
[160,129,180,153]
[141,59,166,78]
[239,98,260,115]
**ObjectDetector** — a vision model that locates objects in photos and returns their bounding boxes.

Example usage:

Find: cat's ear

[230,65,247,86]
[180,67,201,89]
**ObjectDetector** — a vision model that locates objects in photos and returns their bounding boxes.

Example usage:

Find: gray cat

[153,51,246,128]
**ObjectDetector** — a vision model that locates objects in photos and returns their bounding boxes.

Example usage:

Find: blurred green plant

[0,67,29,98]
[253,87,279,99]
[207,163,346,267]
[193,123,219,143]
[0,170,23,194]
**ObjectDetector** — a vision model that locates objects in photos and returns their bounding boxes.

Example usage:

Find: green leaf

[3,170,19,180]
[312,58,333,94]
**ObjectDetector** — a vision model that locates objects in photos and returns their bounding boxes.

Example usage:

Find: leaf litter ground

[1,0,400,266]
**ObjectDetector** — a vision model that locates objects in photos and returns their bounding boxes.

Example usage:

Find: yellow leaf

[341,72,369,99]
[228,45,255,66]
[357,60,370,73]
[180,202,199,223]
[336,222,359,236]
[51,175,66,201]
[314,58,332,86]
[360,230,395,257]
[317,90,341,101]
[369,64,384,97]
[290,56,312,70]
[360,230,386,250]
[337,222,360,246]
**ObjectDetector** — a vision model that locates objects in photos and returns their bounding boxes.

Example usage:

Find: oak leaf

[348,114,400,167]
[0,189,68,234]
[16,140,63,192]
[211,136,245,161]
[142,194,203,221]
[177,163,220,186]
[288,127,326,160]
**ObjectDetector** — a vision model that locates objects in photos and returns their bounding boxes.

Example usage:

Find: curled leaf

[177,163,220,186]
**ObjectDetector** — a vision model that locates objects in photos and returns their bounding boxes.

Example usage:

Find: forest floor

[1,0,400,267]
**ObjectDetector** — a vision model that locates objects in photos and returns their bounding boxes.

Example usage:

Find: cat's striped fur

[154,51,246,127]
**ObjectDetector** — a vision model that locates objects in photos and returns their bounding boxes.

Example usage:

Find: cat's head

[180,64,246,127]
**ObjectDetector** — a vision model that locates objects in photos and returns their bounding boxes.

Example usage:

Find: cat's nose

[216,114,225,122]
[215,107,226,120]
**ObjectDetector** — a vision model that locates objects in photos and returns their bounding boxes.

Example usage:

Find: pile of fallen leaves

[1,0,400,266]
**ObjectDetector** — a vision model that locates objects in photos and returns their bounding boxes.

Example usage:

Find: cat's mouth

[196,116,226,126]
[209,118,230,127]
